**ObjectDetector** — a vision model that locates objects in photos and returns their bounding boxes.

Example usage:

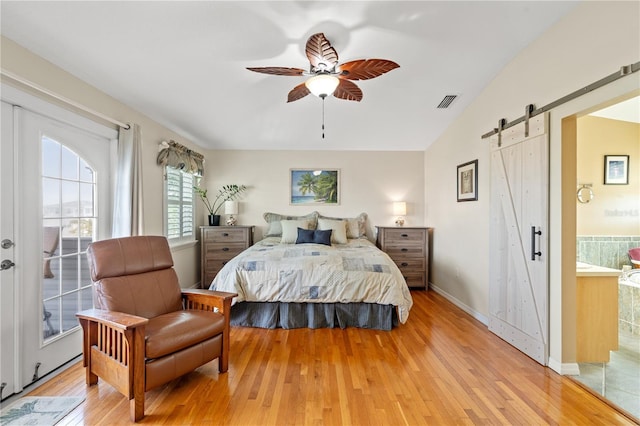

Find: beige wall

[200,150,425,243]
[577,116,640,236]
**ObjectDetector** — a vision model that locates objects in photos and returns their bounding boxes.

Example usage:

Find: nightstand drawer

[382,228,426,244]
[203,227,249,243]
[203,242,245,260]
[402,272,426,289]
[385,245,425,258]
[393,258,426,273]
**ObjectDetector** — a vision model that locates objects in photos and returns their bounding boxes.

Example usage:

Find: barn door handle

[531,226,542,260]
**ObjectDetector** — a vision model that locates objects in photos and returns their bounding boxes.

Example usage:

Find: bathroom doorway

[572,95,640,418]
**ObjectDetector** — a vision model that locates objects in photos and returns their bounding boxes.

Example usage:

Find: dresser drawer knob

[401,248,408,252]
[401,262,409,267]
[223,233,229,237]
[222,247,229,251]
[401,234,408,237]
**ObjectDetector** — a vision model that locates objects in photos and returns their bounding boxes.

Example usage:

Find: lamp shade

[224,200,238,215]
[393,202,407,216]
[305,74,340,98]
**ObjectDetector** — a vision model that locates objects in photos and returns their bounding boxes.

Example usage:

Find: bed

[208,211,413,330]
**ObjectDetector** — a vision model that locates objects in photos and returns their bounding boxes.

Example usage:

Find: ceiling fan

[247,33,400,103]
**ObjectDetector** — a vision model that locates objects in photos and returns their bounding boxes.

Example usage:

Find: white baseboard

[547,357,580,375]
[429,283,489,326]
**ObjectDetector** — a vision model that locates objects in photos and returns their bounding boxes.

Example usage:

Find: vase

[208,214,221,226]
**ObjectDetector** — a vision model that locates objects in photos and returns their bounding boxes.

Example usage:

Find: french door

[488,113,549,365]
[0,85,115,399]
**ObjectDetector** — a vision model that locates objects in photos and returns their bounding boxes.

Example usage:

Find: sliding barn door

[489,114,549,365]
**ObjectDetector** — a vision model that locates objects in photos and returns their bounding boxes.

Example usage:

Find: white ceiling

[590,96,640,123]
[0,1,578,151]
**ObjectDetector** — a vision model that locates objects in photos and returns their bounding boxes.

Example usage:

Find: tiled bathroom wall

[576,235,640,269]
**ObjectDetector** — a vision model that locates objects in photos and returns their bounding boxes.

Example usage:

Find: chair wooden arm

[76,308,148,331]
[181,289,237,314]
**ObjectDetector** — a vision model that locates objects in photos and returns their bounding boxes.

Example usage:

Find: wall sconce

[577,184,594,204]
[225,201,238,225]
[393,201,406,227]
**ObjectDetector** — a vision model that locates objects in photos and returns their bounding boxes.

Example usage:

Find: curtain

[156,139,204,176]
[112,123,144,237]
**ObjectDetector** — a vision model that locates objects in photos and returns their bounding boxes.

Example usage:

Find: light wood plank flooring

[23,291,637,425]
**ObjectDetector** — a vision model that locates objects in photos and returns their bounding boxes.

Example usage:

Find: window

[164,166,195,243]
[42,136,97,339]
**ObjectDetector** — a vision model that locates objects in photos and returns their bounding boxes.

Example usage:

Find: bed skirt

[230,301,398,330]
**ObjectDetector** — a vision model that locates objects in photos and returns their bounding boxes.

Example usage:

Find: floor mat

[1,396,84,426]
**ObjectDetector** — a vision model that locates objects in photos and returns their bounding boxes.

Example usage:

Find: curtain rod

[1,68,131,130]
[481,62,640,139]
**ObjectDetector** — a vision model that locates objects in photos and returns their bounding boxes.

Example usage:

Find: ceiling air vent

[437,95,457,109]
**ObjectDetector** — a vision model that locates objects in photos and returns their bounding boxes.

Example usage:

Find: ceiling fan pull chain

[322,96,326,139]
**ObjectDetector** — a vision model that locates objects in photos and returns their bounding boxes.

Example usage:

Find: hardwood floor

[23,291,637,425]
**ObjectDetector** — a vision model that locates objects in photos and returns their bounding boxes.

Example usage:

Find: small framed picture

[457,160,478,202]
[603,155,629,185]
[290,169,340,205]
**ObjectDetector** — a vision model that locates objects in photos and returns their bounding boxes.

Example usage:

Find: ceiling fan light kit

[304,74,340,98]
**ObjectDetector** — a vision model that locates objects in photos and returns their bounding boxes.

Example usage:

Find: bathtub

[621,269,640,289]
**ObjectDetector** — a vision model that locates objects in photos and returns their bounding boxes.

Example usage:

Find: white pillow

[319,212,367,238]
[317,218,348,244]
[280,219,312,244]
[263,211,318,237]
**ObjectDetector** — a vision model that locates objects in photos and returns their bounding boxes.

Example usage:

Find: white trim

[547,357,580,376]
[1,69,129,129]
[1,83,118,140]
[429,283,489,325]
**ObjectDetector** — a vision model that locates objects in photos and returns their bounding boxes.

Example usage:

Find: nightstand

[376,226,430,290]
[200,225,253,289]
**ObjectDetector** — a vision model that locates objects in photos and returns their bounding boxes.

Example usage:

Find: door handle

[531,226,542,261]
[1,259,15,270]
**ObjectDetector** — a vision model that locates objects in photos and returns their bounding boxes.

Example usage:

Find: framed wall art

[603,155,629,185]
[290,169,340,205]
[457,160,478,202]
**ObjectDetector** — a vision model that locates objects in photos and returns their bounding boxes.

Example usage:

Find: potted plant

[194,184,247,226]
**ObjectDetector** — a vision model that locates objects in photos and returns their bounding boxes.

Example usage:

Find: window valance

[157,140,204,176]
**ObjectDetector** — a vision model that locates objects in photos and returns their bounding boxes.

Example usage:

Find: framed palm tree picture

[290,169,340,205]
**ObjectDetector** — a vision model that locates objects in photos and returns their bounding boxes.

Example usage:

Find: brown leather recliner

[76,236,237,422]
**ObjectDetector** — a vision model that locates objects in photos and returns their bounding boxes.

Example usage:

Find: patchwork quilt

[209,237,413,323]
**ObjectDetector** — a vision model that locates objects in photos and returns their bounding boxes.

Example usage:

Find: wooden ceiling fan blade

[305,33,338,70]
[246,67,305,76]
[333,79,362,102]
[337,59,400,80]
[287,83,310,103]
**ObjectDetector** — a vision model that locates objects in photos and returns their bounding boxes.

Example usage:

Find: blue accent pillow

[295,228,315,244]
[295,228,332,246]
[313,229,332,246]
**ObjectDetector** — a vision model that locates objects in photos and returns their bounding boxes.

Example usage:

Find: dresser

[200,226,253,288]
[376,226,430,290]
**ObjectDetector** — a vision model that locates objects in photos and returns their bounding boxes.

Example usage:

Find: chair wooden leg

[78,318,98,385]
[131,395,144,423]
[130,327,146,422]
